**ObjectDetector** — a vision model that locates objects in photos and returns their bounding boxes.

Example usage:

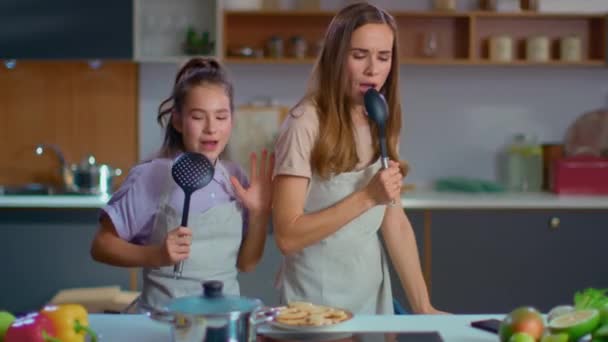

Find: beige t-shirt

[273,101,377,178]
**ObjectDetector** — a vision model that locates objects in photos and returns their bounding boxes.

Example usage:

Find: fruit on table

[40,304,97,342]
[509,332,536,342]
[540,333,569,342]
[0,311,16,342]
[500,306,545,342]
[548,309,600,342]
[548,305,575,323]
[4,312,58,342]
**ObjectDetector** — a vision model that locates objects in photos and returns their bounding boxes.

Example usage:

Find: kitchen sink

[0,183,58,195]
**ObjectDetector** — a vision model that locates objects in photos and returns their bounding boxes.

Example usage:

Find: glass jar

[505,133,543,192]
[267,36,284,58]
[290,36,308,59]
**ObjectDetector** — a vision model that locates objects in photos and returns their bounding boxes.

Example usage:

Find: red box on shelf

[552,156,608,194]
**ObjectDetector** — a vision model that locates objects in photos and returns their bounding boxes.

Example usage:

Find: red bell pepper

[4,312,60,342]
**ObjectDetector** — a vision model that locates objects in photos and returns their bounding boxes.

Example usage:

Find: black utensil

[364,88,390,169]
[171,152,215,278]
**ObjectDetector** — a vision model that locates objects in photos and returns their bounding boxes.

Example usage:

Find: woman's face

[345,23,394,104]
[172,84,232,162]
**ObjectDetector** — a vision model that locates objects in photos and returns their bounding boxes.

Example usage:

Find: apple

[500,306,545,342]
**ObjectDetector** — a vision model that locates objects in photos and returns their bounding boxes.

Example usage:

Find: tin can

[489,35,513,62]
[526,36,550,62]
[560,36,582,62]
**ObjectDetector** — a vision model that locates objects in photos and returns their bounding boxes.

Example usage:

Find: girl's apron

[139,164,244,311]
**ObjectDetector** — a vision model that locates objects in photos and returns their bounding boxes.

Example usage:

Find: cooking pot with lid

[144,280,277,342]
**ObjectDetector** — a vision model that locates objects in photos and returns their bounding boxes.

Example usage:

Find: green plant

[184,27,215,55]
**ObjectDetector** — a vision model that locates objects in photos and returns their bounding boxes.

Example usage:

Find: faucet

[34,144,75,193]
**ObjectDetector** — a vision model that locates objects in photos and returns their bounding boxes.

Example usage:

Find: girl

[272,3,443,315]
[90,57,274,311]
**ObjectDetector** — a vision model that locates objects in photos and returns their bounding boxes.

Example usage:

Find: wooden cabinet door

[0,61,137,188]
[429,210,608,314]
[67,61,138,186]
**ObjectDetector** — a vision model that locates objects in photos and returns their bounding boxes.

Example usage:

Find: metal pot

[146,281,276,342]
[70,155,122,195]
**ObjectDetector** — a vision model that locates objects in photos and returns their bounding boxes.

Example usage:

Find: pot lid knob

[203,280,223,298]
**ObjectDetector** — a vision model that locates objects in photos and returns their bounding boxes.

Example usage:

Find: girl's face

[172,84,232,162]
[346,23,394,104]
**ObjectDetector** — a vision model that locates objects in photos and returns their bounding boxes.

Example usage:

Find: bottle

[506,134,543,192]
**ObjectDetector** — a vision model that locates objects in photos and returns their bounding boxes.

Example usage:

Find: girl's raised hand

[230,149,275,215]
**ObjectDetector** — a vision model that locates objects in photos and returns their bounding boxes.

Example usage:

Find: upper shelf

[222,10,608,67]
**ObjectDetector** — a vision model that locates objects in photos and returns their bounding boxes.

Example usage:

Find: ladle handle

[173,192,192,278]
[379,136,389,169]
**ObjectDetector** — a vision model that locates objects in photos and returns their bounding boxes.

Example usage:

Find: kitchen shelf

[222,10,607,67]
[224,57,477,66]
[136,55,218,64]
[472,59,606,66]
[225,57,317,64]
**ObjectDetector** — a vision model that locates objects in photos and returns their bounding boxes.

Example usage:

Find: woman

[271,2,442,315]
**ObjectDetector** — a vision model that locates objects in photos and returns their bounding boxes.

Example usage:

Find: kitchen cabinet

[0,0,132,59]
[0,61,138,188]
[222,10,607,67]
[385,210,427,313]
[428,209,608,314]
[0,209,131,314]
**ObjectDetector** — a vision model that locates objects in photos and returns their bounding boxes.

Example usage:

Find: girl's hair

[305,2,408,179]
[156,57,234,158]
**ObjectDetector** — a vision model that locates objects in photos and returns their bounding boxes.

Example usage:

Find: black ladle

[171,152,215,278]
[364,88,390,169]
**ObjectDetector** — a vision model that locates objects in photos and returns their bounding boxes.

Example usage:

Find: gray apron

[139,163,244,311]
[276,159,393,315]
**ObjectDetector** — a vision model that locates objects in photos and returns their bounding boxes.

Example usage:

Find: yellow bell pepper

[40,304,97,342]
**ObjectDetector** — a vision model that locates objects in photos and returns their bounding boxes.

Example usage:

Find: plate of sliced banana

[268,301,354,331]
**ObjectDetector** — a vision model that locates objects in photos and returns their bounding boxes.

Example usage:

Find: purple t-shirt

[101,157,249,244]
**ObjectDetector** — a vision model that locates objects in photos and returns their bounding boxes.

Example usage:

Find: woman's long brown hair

[306,2,408,179]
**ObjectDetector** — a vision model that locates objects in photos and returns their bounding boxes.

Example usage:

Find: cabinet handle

[88,59,103,70]
[549,217,560,230]
[4,59,16,70]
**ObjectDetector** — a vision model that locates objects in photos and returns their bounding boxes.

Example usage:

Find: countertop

[0,191,607,209]
[88,313,503,342]
[0,194,109,208]
[401,190,608,209]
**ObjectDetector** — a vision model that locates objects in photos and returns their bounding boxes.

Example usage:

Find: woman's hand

[364,160,403,205]
[159,226,192,266]
[231,149,275,215]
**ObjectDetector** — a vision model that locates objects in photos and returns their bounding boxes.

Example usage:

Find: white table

[88,313,504,341]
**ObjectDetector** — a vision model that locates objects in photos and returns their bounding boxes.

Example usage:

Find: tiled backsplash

[139,63,607,185]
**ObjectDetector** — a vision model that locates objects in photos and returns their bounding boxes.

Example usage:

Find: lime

[0,311,15,341]
[509,332,536,342]
[549,309,600,342]
[540,333,569,342]
[547,305,575,323]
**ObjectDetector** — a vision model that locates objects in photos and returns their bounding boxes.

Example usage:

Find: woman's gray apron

[276,159,393,315]
[139,163,244,311]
